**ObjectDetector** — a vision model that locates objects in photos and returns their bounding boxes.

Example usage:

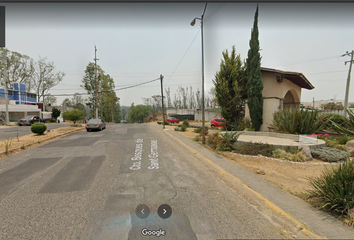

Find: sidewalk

[160,125,354,239]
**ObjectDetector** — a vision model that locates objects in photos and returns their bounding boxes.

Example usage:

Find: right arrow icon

[158,204,172,219]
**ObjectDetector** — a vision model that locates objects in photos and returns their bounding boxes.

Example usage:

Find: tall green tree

[98,73,120,122]
[129,104,149,123]
[213,46,246,130]
[246,5,263,131]
[81,62,103,118]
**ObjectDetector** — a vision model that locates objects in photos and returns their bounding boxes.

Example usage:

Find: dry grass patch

[0,125,85,156]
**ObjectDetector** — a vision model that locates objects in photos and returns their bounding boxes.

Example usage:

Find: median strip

[0,126,85,157]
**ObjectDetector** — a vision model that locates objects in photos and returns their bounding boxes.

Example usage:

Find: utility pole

[160,74,165,129]
[2,51,9,125]
[147,98,150,122]
[342,50,354,116]
[94,45,99,119]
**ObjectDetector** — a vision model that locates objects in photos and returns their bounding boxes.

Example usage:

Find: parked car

[211,118,225,128]
[85,119,106,131]
[18,116,42,126]
[166,117,180,124]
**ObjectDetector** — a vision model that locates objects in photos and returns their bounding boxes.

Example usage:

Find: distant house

[245,67,314,131]
[0,83,41,122]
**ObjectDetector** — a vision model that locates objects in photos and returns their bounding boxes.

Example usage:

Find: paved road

[0,123,73,141]
[0,123,290,239]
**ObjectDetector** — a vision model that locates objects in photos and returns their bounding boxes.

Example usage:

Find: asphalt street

[0,122,73,141]
[0,123,288,239]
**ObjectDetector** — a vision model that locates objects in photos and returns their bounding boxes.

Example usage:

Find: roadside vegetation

[168,112,354,227]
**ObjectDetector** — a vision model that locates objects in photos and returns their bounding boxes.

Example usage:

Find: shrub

[330,108,354,135]
[62,109,84,124]
[311,147,350,162]
[234,142,277,157]
[164,121,170,125]
[230,118,252,131]
[270,108,330,134]
[174,127,180,131]
[193,135,202,142]
[195,127,209,134]
[177,124,182,127]
[272,149,306,162]
[49,119,56,123]
[308,160,354,215]
[207,132,234,151]
[31,122,47,135]
[182,120,189,127]
[157,122,162,125]
[180,125,187,132]
[220,131,243,143]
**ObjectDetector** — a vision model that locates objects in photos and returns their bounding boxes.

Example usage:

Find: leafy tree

[246,5,263,131]
[62,98,73,108]
[62,109,84,125]
[81,62,104,117]
[213,46,246,130]
[322,102,344,111]
[43,93,57,106]
[129,104,149,123]
[98,73,120,122]
[52,107,61,120]
[32,56,65,103]
[0,48,35,91]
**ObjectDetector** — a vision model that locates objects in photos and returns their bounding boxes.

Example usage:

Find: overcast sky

[3,2,354,106]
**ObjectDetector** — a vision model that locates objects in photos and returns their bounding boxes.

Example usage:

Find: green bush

[157,122,162,125]
[207,132,234,151]
[234,142,277,157]
[164,121,170,125]
[330,109,354,135]
[182,120,190,127]
[180,125,187,132]
[31,122,47,135]
[272,149,306,162]
[311,147,350,162]
[230,118,252,131]
[62,109,84,124]
[177,124,183,127]
[270,108,330,134]
[195,127,209,134]
[49,119,56,123]
[220,131,243,143]
[174,127,180,131]
[308,160,354,215]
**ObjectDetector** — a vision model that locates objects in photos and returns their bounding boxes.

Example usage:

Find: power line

[204,3,226,23]
[44,77,160,97]
[276,55,340,67]
[165,29,201,86]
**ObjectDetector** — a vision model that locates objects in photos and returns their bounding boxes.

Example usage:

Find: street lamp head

[190,18,196,26]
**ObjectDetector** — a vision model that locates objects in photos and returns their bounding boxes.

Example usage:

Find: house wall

[194,108,222,121]
[245,71,303,131]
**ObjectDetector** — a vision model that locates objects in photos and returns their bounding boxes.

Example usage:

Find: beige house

[245,67,314,132]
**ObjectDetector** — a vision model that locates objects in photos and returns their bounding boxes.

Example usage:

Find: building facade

[0,83,37,105]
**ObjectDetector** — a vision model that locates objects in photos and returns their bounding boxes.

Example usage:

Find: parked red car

[211,118,225,128]
[166,117,180,123]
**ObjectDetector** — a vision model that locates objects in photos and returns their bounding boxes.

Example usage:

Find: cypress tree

[246,5,263,131]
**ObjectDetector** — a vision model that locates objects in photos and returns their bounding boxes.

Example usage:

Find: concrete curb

[0,127,85,157]
[160,126,324,239]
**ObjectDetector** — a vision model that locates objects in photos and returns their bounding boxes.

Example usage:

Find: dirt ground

[164,123,332,200]
[0,125,85,156]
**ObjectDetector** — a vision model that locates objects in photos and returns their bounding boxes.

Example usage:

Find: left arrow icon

[136,204,150,219]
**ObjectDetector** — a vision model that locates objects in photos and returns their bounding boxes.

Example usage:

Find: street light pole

[191,3,207,144]
[2,51,9,125]
[342,50,354,116]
